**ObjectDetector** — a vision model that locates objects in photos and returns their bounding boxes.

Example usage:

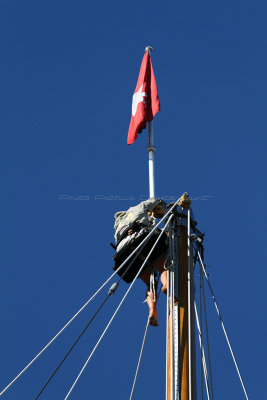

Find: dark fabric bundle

[113,228,168,283]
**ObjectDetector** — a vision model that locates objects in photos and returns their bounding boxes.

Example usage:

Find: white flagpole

[145,46,155,199]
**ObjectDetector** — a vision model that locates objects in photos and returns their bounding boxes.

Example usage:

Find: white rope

[165,267,170,400]
[129,316,150,400]
[199,263,204,400]
[201,268,214,400]
[0,259,141,398]
[171,251,175,400]
[64,215,173,400]
[0,200,181,398]
[197,250,249,400]
[194,302,210,400]
[187,209,192,400]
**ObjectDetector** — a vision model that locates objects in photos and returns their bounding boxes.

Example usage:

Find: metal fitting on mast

[145,46,153,53]
[147,145,155,153]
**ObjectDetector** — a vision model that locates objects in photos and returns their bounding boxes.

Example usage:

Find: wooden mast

[167,194,196,400]
[178,223,190,399]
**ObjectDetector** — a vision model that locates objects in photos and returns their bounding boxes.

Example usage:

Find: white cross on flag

[127,50,160,145]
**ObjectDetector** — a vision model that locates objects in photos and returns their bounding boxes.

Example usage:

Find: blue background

[0,1,266,399]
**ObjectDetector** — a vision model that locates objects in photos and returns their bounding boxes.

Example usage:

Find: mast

[143,47,197,399]
[167,195,197,400]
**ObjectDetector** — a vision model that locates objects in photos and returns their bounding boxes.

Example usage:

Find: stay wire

[201,266,214,400]
[34,226,166,399]
[0,198,181,398]
[195,244,249,400]
[199,263,204,400]
[63,215,173,400]
[35,226,160,399]
[194,302,210,400]
[117,239,148,284]
[34,294,110,400]
[129,316,150,400]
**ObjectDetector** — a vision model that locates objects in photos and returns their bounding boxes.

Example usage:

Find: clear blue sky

[0,1,266,399]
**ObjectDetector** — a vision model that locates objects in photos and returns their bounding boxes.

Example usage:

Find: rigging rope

[118,238,148,284]
[34,294,111,400]
[63,216,172,400]
[166,217,176,400]
[0,198,181,398]
[196,247,249,400]
[199,263,204,400]
[201,266,214,400]
[34,230,155,399]
[129,316,150,400]
[194,302,210,400]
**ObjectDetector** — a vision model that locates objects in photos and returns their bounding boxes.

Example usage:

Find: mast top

[145,46,153,53]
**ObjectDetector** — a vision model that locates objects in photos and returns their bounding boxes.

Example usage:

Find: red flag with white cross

[127,50,160,145]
